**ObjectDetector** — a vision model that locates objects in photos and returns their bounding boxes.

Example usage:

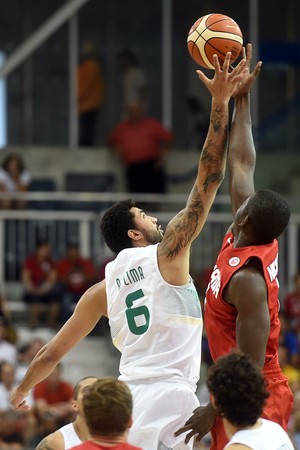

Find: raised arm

[10,280,107,410]
[229,44,262,215]
[158,53,246,283]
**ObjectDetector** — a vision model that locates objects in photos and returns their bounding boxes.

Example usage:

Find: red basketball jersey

[205,232,280,366]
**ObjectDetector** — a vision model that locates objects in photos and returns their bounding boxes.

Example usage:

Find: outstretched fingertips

[222,52,231,72]
[212,54,221,72]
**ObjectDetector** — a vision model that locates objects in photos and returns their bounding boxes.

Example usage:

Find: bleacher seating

[29,177,57,210]
[64,172,115,211]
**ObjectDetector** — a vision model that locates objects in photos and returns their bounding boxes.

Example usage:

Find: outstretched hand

[10,385,31,411]
[232,43,262,97]
[174,404,217,444]
[196,52,247,101]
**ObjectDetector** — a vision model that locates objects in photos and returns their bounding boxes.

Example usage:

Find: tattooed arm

[35,430,64,450]
[158,52,246,285]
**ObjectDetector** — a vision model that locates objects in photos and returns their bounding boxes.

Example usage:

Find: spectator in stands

[33,363,74,440]
[290,390,300,449]
[77,40,105,147]
[0,287,17,345]
[284,271,300,334]
[15,339,44,385]
[0,153,31,209]
[0,287,11,323]
[57,242,96,322]
[21,240,62,329]
[118,49,148,117]
[278,345,300,394]
[35,376,97,450]
[0,361,36,449]
[70,377,142,450]
[279,311,299,368]
[108,101,173,194]
[0,318,17,367]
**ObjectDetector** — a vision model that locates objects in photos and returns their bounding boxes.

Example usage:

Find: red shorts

[210,366,293,450]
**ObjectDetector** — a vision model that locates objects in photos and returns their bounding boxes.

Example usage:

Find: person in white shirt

[118,49,148,116]
[0,153,31,209]
[0,317,17,367]
[35,376,97,450]
[206,351,295,450]
[11,52,248,450]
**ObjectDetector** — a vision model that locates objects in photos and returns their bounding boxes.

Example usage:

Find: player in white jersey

[35,376,97,450]
[206,352,295,450]
[10,52,247,450]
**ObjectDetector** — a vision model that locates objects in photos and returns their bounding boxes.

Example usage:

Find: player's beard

[144,226,164,245]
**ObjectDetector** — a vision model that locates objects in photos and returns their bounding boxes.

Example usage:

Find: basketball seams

[187,13,243,69]
[205,40,241,62]
[203,29,243,43]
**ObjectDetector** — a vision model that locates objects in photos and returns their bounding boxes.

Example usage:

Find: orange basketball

[187,13,243,69]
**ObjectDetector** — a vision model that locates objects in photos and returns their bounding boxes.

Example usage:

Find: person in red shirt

[70,377,142,450]
[22,240,62,329]
[175,44,293,449]
[33,363,74,438]
[108,101,173,194]
[56,242,96,322]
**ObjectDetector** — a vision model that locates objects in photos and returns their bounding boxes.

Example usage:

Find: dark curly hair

[2,153,25,173]
[100,199,136,254]
[246,189,290,244]
[207,351,269,427]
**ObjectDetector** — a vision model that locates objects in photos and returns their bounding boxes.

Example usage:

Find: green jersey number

[125,289,150,335]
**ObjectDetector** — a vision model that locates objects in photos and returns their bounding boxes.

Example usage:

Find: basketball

[187,13,243,69]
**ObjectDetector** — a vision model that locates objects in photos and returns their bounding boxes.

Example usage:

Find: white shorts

[127,380,199,450]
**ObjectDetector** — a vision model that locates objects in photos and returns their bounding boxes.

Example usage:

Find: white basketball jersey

[105,244,202,387]
[59,422,82,449]
[224,419,295,450]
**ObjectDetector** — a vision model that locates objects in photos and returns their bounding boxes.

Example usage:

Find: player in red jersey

[175,44,293,450]
[70,377,142,450]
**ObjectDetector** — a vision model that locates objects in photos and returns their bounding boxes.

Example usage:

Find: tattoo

[200,123,228,192]
[160,186,204,258]
[203,172,224,193]
[36,438,55,450]
[159,104,227,258]
[211,105,226,132]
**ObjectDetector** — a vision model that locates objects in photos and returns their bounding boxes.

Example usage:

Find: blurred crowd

[0,325,76,449]
[1,264,300,448]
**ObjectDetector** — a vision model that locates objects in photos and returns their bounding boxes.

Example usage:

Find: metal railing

[0,192,298,298]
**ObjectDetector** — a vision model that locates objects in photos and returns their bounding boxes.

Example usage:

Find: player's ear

[210,394,217,409]
[239,214,250,228]
[127,416,133,429]
[128,229,142,241]
[72,399,78,412]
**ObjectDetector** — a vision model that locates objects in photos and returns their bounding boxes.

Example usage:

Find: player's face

[131,207,164,244]
[74,377,97,414]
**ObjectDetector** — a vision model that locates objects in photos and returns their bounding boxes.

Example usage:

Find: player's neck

[223,417,263,438]
[73,417,90,442]
[90,432,127,446]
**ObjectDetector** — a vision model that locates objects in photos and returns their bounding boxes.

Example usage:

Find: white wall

[0,147,299,207]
